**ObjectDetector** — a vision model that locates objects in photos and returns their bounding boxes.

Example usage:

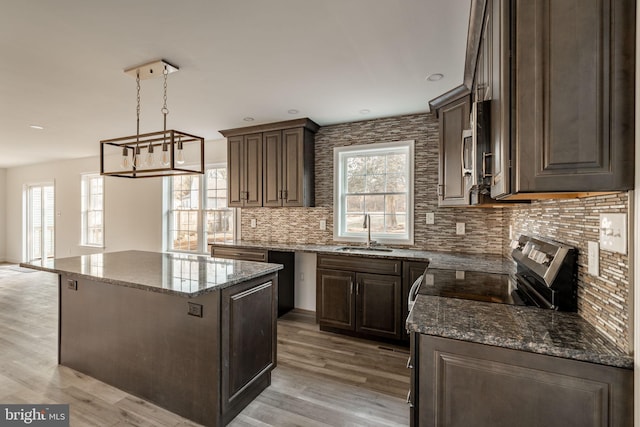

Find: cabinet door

[262,130,282,207]
[438,96,472,206]
[489,0,512,199]
[243,133,263,207]
[356,272,402,339]
[316,269,356,331]
[281,128,304,207]
[514,0,634,192]
[227,136,244,207]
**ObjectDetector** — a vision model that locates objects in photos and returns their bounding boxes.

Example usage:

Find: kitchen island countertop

[407,295,633,369]
[22,250,283,297]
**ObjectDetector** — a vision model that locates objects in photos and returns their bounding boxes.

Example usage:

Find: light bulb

[146,144,155,166]
[161,142,170,166]
[120,147,130,169]
[176,141,185,165]
[134,145,142,168]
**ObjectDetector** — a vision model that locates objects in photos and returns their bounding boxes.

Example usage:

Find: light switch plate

[319,219,327,231]
[250,219,257,228]
[600,213,627,254]
[456,223,465,235]
[588,241,599,276]
[455,270,465,280]
[425,213,435,225]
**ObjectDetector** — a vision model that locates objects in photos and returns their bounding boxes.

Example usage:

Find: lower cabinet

[210,245,294,317]
[316,255,403,341]
[411,333,633,427]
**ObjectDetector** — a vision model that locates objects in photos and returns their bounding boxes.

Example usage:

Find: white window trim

[333,140,415,245]
[164,164,237,254]
[80,173,104,248]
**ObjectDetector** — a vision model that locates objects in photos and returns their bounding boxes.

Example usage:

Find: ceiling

[0,0,471,168]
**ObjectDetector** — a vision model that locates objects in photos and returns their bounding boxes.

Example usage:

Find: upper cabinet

[221,118,319,208]
[433,0,635,202]
[509,0,635,195]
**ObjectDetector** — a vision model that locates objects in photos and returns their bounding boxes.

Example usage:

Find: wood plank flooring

[0,266,409,426]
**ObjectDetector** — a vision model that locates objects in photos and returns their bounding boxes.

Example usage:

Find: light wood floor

[0,266,409,426]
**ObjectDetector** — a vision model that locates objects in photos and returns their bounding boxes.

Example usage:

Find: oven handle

[407,275,423,312]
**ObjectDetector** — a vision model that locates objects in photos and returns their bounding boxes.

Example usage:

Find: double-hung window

[81,174,104,247]
[334,140,414,245]
[166,166,235,253]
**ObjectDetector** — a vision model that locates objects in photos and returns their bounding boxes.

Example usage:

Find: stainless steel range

[408,235,577,311]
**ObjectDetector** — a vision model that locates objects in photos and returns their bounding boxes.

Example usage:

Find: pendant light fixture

[100,59,204,178]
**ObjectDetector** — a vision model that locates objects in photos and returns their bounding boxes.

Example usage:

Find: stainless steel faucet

[363,214,376,248]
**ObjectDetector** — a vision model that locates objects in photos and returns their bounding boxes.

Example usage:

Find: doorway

[25,183,55,262]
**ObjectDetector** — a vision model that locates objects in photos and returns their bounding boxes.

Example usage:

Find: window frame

[164,164,237,254]
[80,173,104,248]
[333,140,415,245]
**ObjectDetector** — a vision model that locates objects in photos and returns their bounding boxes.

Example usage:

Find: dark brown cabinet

[263,127,315,207]
[434,93,473,207]
[210,245,294,317]
[316,255,403,340]
[221,118,318,208]
[227,133,263,207]
[412,333,633,427]
[485,0,635,198]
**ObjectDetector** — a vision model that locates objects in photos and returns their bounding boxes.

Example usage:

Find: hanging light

[100,59,205,178]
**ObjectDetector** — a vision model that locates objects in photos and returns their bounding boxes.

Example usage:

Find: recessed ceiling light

[426,73,444,82]
[359,109,370,115]
[287,109,299,115]
[29,124,44,130]
[243,117,254,122]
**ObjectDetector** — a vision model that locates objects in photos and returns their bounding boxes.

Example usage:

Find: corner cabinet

[221,118,319,208]
[430,88,473,207]
[411,333,633,427]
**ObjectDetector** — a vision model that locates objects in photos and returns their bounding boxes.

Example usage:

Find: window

[334,140,414,244]
[81,174,104,247]
[166,166,235,253]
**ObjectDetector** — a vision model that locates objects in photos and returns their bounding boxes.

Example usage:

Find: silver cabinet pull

[356,282,360,295]
[406,357,413,369]
[482,152,493,178]
[350,281,353,294]
[406,391,413,407]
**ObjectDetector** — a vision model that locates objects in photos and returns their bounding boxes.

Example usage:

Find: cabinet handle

[406,357,413,369]
[437,184,444,197]
[406,391,414,408]
[283,189,288,200]
[482,152,493,178]
[278,190,283,200]
[244,191,249,200]
[356,282,360,295]
[350,281,354,294]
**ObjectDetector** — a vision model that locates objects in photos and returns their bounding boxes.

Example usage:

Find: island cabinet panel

[414,334,633,427]
[221,275,277,425]
[59,274,222,426]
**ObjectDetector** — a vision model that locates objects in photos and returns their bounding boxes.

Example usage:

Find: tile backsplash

[239,112,632,353]
[241,113,506,255]
[505,193,631,352]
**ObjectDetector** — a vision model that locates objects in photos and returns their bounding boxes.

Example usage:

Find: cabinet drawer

[210,246,267,262]
[317,254,401,276]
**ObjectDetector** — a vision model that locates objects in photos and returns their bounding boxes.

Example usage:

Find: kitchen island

[22,250,283,427]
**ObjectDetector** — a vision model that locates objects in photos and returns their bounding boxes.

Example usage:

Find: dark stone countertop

[406,295,633,369]
[209,240,513,274]
[21,250,283,298]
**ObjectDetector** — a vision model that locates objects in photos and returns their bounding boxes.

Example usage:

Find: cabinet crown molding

[219,118,320,137]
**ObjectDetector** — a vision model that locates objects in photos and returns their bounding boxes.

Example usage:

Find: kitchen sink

[336,246,394,253]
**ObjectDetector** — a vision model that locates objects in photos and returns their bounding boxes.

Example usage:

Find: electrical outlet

[67,279,77,291]
[250,218,257,228]
[456,223,465,235]
[423,274,434,286]
[319,219,327,231]
[425,212,435,225]
[588,241,599,276]
[187,302,203,318]
[455,271,465,280]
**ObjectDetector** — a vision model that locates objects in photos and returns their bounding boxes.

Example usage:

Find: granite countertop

[21,250,283,298]
[406,295,633,369]
[210,241,513,274]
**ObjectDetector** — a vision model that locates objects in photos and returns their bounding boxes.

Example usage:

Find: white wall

[4,139,227,263]
[0,168,6,262]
